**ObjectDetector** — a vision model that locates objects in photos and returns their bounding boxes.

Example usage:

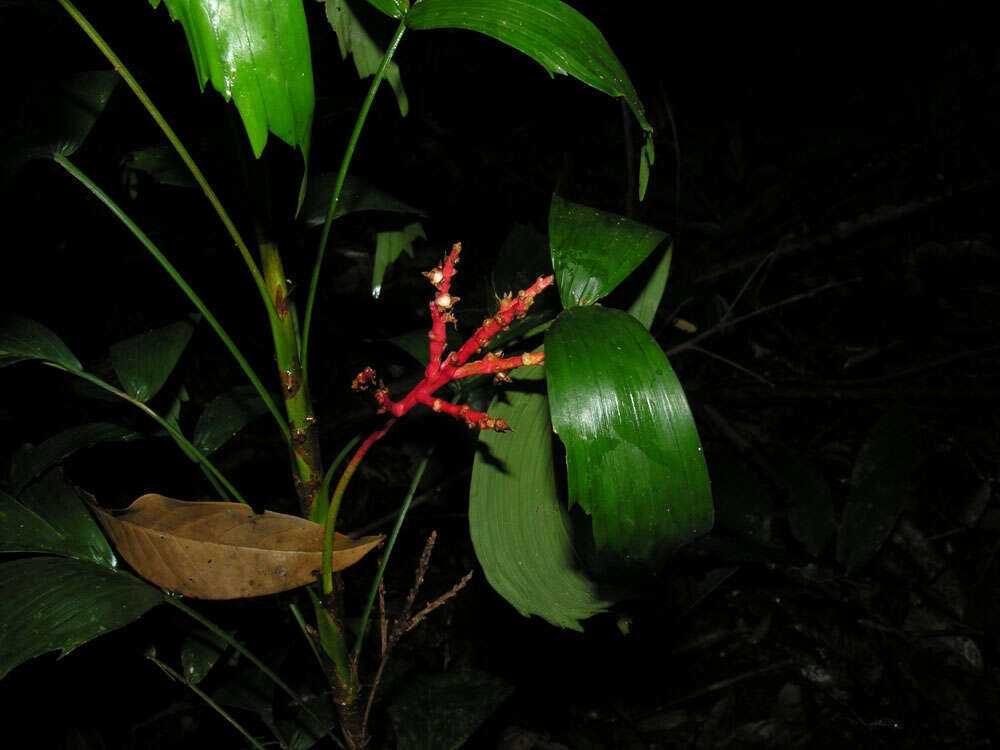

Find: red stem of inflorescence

[324,243,552,588]
[352,242,553,434]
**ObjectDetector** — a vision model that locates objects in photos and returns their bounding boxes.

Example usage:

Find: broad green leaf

[626,243,673,329]
[181,627,228,685]
[279,693,338,750]
[549,194,668,307]
[545,306,712,563]
[324,0,409,116]
[493,223,552,300]
[709,450,773,544]
[361,0,406,18]
[469,365,609,630]
[0,471,116,567]
[193,386,270,455]
[837,404,921,574]
[7,423,141,496]
[0,315,82,371]
[373,221,426,298]
[405,0,650,132]
[151,0,314,160]
[0,556,162,679]
[109,319,196,402]
[769,445,835,558]
[301,174,424,228]
[5,70,118,175]
[123,144,197,188]
[387,669,513,750]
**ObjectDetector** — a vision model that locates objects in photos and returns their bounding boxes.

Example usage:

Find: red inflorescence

[353,242,554,431]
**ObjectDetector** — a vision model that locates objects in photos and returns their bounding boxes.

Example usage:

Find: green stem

[310,434,361,524]
[146,651,268,750]
[49,364,245,504]
[165,594,342,746]
[258,236,322,516]
[352,452,430,665]
[53,154,290,445]
[56,0,282,366]
[301,17,408,379]
[321,420,396,595]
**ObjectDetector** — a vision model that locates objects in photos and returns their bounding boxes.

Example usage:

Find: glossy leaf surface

[373,221,425,298]
[837,404,921,574]
[6,70,117,170]
[545,306,712,563]
[388,669,513,750]
[193,386,270,455]
[626,243,673,329]
[0,315,81,371]
[7,423,141,496]
[405,0,650,132]
[181,628,228,685]
[362,0,406,18]
[770,445,835,558]
[0,556,161,679]
[301,174,423,231]
[151,0,314,159]
[0,471,115,567]
[109,319,195,403]
[324,0,408,116]
[549,194,668,307]
[469,365,609,630]
[91,494,382,598]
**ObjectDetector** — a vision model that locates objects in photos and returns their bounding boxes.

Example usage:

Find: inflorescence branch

[352,242,553,432]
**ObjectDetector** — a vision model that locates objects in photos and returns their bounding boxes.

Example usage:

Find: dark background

[1,1,999,748]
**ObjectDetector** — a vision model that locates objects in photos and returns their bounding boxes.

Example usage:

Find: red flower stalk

[323,243,553,565]
[352,242,553,432]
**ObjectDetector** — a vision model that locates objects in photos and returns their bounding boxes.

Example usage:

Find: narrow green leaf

[387,669,513,750]
[545,306,713,564]
[469,365,609,630]
[109,319,196,402]
[301,174,423,228]
[7,423,141,496]
[549,194,668,308]
[324,0,409,116]
[626,243,673,329]
[837,404,921,574]
[181,627,229,685]
[638,132,654,201]
[154,0,314,159]
[0,556,162,679]
[193,386,270,455]
[0,315,82,371]
[405,0,650,132]
[373,221,426,298]
[0,471,116,567]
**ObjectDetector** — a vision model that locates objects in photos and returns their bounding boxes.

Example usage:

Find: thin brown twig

[666,277,861,357]
[403,570,474,635]
[361,533,473,734]
[720,252,774,326]
[687,345,773,386]
[401,532,437,624]
[377,580,387,658]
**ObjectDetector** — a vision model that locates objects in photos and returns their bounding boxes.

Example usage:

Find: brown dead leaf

[90,494,382,599]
